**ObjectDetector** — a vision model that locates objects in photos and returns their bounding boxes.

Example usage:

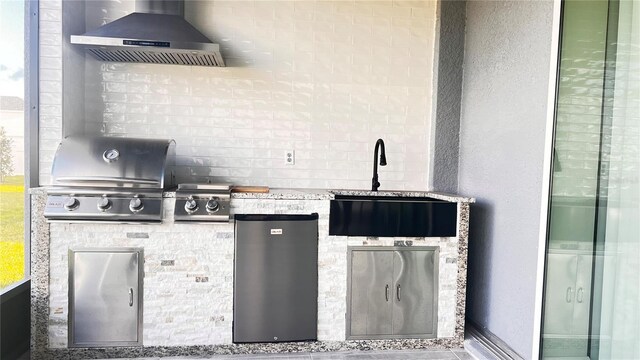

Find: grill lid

[51,136,176,189]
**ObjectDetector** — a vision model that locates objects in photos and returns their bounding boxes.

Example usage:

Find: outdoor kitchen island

[29,188,474,359]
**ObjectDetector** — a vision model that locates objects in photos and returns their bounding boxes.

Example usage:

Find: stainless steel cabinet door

[347,247,438,339]
[69,249,142,347]
[348,250,394,337]
[392,250,437,337]
[542,253,578,335]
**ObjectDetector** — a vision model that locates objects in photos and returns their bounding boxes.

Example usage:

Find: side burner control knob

[97,197,112,211]
[185,197,199,214]
[206,199,220,213]
[64,197,79,211]
[129,197,144,213]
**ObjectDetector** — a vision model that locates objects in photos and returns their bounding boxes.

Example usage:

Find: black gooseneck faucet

[371,139,387,191]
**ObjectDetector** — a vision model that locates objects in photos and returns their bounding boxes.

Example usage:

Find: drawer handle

[566,287,573,303]
[396,284,401,301]
[577,287,584,303]
[385,284,389,302]
[129,288,134,307]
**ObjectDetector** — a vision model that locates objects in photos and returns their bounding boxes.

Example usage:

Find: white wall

[458,0,556,357]
[75,0,440,190]
[61,0,85,138]
[39,0,64,185]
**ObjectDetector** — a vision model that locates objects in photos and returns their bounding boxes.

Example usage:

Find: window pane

[541,0,640,358]
[0,0,26,289]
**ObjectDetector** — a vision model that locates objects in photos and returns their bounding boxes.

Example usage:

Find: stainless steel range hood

[71,0,224,67]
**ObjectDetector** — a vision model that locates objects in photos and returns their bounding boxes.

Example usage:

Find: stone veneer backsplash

[46,196,460,348]
[40,0,437,189]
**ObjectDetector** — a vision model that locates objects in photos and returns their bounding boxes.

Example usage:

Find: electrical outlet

[284,150,295,165]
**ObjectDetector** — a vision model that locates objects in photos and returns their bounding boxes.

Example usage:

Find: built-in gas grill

[174,183,231,222]
[44,136,176,222]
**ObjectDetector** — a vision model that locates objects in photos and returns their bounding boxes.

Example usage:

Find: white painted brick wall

[39,0,63,185]
[75,0,437,190]
[48,197,459,347]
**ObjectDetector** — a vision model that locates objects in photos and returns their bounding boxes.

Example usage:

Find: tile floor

[110,349,474,360]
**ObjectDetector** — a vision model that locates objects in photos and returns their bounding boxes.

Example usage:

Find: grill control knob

[206,199,220,213]
[185,197,198,214]
[129,197,144,213]
[64,197,79,211]
[97,197,111,211]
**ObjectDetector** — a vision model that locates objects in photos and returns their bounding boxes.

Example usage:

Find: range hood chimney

[71,0,224,67]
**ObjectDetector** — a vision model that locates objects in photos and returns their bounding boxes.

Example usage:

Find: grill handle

[55,176,160,185]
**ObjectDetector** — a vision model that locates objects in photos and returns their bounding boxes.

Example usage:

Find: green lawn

[1,175,25,288]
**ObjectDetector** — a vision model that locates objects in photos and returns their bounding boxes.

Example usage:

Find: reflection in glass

[541,0,639,359]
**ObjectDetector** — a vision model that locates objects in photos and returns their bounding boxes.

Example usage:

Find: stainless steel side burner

[174,183,231,222]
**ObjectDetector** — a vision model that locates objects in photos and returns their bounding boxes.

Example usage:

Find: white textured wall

[429,0,465,193]
[458,0,555,357]
[78,0,437,190]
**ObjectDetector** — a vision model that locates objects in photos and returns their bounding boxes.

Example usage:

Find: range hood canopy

[71,0,224,67]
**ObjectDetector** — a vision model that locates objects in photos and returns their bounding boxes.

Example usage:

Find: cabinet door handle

[396,284,401,301]
[385,285,389,302]
[566,287,573,303]
[129,288,134,307]
[577,287,584,303]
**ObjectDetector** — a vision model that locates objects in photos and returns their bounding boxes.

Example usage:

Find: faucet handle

[372,179,381,191]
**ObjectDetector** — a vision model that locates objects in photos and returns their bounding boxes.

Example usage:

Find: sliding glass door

[541,0,639,359]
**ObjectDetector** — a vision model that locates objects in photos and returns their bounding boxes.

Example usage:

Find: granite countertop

[30,187,475,203]
[29,187,47,195]
[227,188,474,203]
[231,188,333,200]
[330,189,475,203]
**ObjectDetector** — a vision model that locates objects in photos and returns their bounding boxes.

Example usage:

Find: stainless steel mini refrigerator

[233,214,318,343]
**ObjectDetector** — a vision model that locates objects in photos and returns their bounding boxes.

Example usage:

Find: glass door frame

[537,0,629,358]
[537,0,564,351]
[24,0,40,281]
[532,0,564,358]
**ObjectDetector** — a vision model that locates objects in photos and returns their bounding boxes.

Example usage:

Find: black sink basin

[329,194,457,237]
